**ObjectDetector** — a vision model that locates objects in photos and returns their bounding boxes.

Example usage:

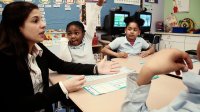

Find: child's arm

[101,45,128,58]
[121,49,194,112]
[139,44,156,58]
[137,48,193,85]
[197,41,200,60]
[85,0,104,39]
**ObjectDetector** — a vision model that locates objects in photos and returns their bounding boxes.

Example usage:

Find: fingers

[103,55,107,61]
[73,75,86,85]
[139,52,149,58]
[110,61,121,68]
[75,75,85,80]
[110,62,121,74]
[110,68,120,73]
[118,52,128,58]
[182,52,193,69]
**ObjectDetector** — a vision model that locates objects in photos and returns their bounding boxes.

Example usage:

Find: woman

[0,1,119,112]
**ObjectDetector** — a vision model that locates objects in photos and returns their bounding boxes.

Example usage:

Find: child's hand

[139,51,150,58]
[62,75,86,92]
[137,49,193,86]
[117,52,128,58]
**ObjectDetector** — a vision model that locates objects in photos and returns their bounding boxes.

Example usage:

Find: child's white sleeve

[141,38,150,49]
[121,73,150,112]
[85,4,102,39]
[109,38,120,50]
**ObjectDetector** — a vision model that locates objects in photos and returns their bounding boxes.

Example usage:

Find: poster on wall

[39,0,51,4]
[173,0,189,13]
[53,0,64,4]
[145,0,158,3]
[66,0,74,4]
[114,0,140,5]
[24,0,35,3]
[80,4,86,25]
[76,0,85,5]
[86,0,106,2]
[1,0,14,4]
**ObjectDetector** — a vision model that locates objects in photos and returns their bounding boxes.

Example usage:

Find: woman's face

[125,22,141,41]
[19,9,46,47]
[66,25,85,46]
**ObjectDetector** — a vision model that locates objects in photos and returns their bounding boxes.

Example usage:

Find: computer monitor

[139,12,152,33]
[113,13,128,27]
[104,11,130,36]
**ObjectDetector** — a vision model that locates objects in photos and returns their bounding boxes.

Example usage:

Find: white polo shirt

[109,36,150,55]
[68,33,96,64]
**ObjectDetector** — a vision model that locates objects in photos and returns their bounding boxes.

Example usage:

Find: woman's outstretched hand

[97,56,121,75]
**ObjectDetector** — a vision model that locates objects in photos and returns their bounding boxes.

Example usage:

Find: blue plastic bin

[172,27,188,33]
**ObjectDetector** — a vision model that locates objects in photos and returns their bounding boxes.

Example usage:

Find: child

[64,0,104,64]
[121,45,200,111]
[101,16,155,58]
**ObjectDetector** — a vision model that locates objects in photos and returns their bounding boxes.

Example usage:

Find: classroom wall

[0,0,140,30]
[143,0,164,33]
[164,0,200,29]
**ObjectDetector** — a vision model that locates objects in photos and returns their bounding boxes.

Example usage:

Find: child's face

[66,25,85,46]
[125,22,141,41]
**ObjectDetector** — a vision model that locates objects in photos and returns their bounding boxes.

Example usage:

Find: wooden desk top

[50,56,199,112]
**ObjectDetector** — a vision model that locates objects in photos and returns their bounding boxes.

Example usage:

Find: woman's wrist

[59,81,69,99]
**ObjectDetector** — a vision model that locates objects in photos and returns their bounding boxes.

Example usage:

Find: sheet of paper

[83,78,126,96]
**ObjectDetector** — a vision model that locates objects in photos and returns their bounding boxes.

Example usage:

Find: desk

[50,56,199,112]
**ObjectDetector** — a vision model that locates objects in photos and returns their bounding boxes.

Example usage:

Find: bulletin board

[0,0,139,30]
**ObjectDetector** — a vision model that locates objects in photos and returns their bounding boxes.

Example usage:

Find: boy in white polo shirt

[101,16,155,58]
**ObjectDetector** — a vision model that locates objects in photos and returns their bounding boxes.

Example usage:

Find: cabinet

[159,35,185,51]
[158,33,200,51]
[185,37,200,51]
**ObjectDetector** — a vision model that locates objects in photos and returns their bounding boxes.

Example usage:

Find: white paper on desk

[83,78,126,96]
[191,59,199,63]
[85,67,135,82]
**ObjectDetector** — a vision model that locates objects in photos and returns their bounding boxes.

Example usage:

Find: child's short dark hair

[66,21,86,32]
[124,16,144,29]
